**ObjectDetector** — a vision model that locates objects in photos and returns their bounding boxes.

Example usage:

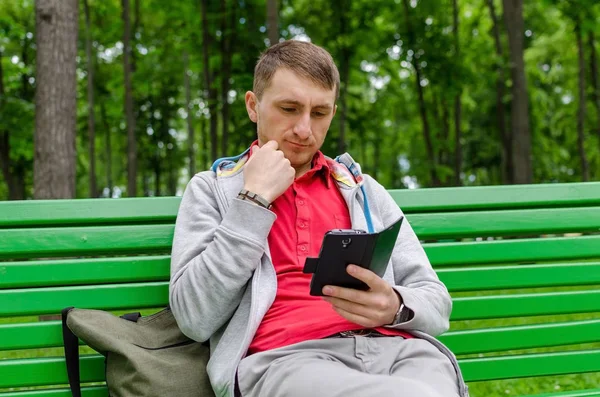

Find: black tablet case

[303,216,404,296]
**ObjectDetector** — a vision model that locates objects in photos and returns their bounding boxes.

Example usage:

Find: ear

[245,91,259,123]
[333,104,338,117]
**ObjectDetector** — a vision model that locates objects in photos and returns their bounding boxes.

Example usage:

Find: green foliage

[0,0,599,199]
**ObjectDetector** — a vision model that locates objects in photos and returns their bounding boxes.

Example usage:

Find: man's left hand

[322,264,401,327]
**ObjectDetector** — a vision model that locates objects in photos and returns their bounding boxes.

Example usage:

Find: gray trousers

[237,336,460,397]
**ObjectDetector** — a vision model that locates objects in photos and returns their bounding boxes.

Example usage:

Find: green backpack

[62,307,215,397]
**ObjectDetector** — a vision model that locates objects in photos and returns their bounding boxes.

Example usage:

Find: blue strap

[360,185,375,233]
[210,147,251,172]
[335,156,374,233]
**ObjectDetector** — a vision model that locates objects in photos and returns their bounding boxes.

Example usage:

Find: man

[169,40,467,397]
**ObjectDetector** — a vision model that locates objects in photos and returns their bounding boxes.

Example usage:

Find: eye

[281,107,296,113]
[312,111,326,117]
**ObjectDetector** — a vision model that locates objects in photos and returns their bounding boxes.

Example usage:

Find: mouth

[287,141,309,148]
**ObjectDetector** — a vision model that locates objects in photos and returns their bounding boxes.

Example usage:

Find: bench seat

[1,181,599,396]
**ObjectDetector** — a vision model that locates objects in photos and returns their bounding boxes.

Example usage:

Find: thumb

[250,144,258,156]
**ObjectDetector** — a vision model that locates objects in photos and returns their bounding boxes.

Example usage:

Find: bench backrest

[1,182,599,395]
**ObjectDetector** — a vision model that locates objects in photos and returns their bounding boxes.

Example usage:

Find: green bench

[1,181,600,397]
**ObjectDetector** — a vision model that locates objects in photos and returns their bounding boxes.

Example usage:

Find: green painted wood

[451,290,600,320]
[3,348,599,387]
[439,319,600,355]
[3,317,598,355]
[0,355,103,388]
[532,389,600,397]
[425,235,600,267]
[0,225,174,259]
[389,182,600,213]
[0,386,107,397]
[0,256,170,288]
[0,282,168,317]
[0,197,179,227]
[409,207,600,239]
[460,349,600,382]
[0,182,598,227]
[437,262,600,292]
[0,322,63,351]
[3,282,598,320]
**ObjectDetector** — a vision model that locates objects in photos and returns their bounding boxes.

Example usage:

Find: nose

[293,111,312,139]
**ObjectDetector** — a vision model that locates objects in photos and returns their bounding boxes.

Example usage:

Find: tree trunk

[453,0,463,186]
[402,0,440,187]
[200,114,207,170]
[589,31,600,168]
[220,0,236,157]
[122,0,137,197]
[200,0,218,162]
[100,101,113,198]
[34,0,78,199]
[0,49,14,199]
[131,0,141,72]
[441,96,451,169]
[488,0,512,184]
[338,0,350,155]
[184,51,196,178]
[576,20,589,181]
[154,155,161,196]
[266,0,278,46]
[502,0,532,184]
[83,0,97,197]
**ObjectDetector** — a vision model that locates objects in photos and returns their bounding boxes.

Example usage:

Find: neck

[294,164,311,179]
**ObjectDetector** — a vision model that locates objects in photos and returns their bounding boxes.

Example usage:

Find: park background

[1,0,600,201]
[1,0,600,396]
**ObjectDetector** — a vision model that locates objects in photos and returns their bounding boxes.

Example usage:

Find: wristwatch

[392,301,413,324]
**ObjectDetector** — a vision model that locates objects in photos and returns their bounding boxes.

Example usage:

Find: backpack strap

[61,307,82,397]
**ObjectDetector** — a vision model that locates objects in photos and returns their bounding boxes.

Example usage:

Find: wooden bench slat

[439,319,600,355]
[0,197,179,227]
[0,225,174,259]
[0,182,597,227]
[452,290,600,320]
[0,283,168,317]
[0,386,107,397]
[532,389,600,397]
[389,182,600,213]
[409,207,600,239]
[2,258,598,292]
[426,235,600,266]
[0,355,103,388]
[2,226,599,265]
[0,321,63,351]
[2,318,598,354]
[460,349,600,382]
[0,256,170,289]
[3,348,598,387]
[438,262,600,292]
[2,282,599,320]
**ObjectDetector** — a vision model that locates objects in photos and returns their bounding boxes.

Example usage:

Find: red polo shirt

[247,148,410,355]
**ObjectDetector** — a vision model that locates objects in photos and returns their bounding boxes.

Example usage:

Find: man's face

[245,68,337,176]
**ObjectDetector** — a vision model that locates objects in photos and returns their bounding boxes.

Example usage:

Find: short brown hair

[253,40,340,100]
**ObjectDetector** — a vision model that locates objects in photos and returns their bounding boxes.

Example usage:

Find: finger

[250,144,259,156]
[330,305,378,328]
[323,296,371,318]
[322,284,370,305]
[346,265,388,291]
[263,140,279,150]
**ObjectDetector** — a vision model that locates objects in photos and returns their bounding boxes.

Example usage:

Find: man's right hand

[243,140,295,203]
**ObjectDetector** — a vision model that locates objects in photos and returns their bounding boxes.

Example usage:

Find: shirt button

[298,200,305,206]
[300,245,307,252]
[299,222,307,229]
